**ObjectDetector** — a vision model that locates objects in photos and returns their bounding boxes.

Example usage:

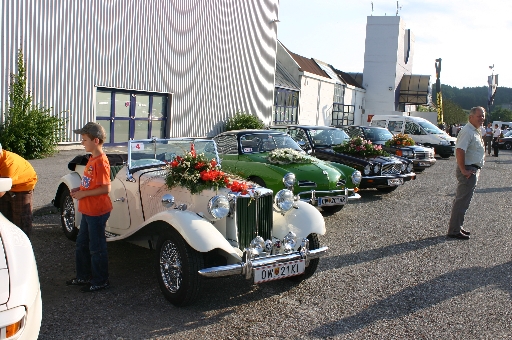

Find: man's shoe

[460,228,471,235]
[66,278,89,286]
[81,280,110,293]
[447,232,470,240]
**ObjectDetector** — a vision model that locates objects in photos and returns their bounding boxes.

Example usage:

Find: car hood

[0,214,40,307]
[243,153,342,184]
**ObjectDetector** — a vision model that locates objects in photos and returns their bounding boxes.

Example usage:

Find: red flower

[170,160,179,167]
[194,162,206,170]
[229,180,249,194]
[190,143,196,157]
[210,159,217,167]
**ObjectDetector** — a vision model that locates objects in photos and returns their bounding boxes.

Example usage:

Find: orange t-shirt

[78,153,113,216]
[0,150,38,192]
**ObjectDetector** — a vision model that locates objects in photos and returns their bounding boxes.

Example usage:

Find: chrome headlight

[283,231,297,253]
[407,163,414,172]
[402,150,412,157]
[439,140,449,145]
[373,163,381,174]
[282,173,296,189]
[207,195,230,220]
[351,170,362,185]
[363,164,371,175]
[275,189,295,212]
[400,163,406,172]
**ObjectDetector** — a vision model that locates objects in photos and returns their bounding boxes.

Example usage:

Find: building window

[332,105,355,126]
[96,88,168,145]
[273,88,299,125]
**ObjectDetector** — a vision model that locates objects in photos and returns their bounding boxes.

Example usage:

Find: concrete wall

[297,73,336,126]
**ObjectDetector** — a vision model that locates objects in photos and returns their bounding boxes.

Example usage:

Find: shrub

[0,49,65,159]
[225,111,265,131]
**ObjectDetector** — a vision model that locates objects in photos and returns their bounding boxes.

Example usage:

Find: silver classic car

[53,138,328,306]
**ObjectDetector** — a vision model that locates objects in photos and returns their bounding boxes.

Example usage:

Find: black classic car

[342,125,436,172]
[272,125,416,193]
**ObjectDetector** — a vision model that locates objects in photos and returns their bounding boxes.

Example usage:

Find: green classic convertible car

[213,130,362,213]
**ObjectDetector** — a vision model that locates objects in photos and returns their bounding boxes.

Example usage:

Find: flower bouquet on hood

[333,136,389,158]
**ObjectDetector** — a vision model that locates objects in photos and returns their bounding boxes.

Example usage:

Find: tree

[0,49,65,159]
[225,111,265,131]
[442,99,467,125]
[488,106,512,122]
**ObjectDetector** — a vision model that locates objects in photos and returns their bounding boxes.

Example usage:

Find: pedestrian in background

[66,122,112,292]
[483,123,493,155]
[492,123,501,157]
[0,144,38,238]
[447,106,485,240]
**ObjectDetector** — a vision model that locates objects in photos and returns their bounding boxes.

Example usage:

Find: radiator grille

[381,163,402,175]
[414,151,428,160]
[236,194,273,250]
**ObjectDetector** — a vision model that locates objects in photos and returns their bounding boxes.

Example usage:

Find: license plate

[387,178,403,186]
[318,195,347,206]
[253,260,305,283]
[418,162,431,167]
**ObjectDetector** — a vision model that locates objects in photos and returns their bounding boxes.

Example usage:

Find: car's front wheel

[505,142,512,150]
[155,229,204,306]
[321,205,344,214]
[440,153,451,158]
[60,187,78,241]
[288,233,320,281]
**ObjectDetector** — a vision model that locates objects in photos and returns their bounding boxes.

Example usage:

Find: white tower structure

[362,16,415,118]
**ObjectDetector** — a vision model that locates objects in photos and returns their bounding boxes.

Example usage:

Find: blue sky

[277,0,512,88]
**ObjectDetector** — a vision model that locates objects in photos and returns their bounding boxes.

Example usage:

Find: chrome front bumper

[198,246,328,278]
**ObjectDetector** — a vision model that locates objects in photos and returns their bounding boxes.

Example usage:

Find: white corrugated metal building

[1,0,279,145]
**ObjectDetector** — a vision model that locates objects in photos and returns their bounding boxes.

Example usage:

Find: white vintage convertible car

[0,178,42,339]
[53,138,328,306]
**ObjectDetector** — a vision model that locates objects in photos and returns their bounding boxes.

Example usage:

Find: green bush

[225,111,265,131]
[0,49,65,159]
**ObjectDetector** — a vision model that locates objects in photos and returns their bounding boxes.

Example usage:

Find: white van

[370,115,456,158]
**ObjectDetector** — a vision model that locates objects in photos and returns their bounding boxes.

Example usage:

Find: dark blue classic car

[342,126,436,172]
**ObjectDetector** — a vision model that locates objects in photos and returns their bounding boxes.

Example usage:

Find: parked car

[53,138,328,306]
[342,125,436,171]
[274,125,416,193]
[213,130,361,214]
[498,130,512,150]
[0,178,42,340]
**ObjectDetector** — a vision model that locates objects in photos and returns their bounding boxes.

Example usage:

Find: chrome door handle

[114,197,125,202]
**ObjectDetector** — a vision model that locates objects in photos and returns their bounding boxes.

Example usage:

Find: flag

[488,74,498,106]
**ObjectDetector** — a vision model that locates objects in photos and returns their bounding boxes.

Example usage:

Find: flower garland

[333,136,389,158]
[267,148,313,165]
[385,133,415,147]
[166,144,252,194]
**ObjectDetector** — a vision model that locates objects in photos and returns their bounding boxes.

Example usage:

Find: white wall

[363,16,415,117]
[297,73,336,126]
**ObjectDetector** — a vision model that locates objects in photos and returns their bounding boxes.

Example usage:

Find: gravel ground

[29,149,512,339]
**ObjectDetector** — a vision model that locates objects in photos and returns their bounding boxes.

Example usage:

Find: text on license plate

[318,195,347,206]
[387,178,404,186]
[253,260,305,283]
[418,162,431,167]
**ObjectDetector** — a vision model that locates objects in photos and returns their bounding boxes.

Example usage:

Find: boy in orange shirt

[0,144,38,237]
[66,122,113,292]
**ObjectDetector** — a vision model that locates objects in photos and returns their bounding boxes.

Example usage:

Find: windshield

[307,128,350,147]
[128,138,219,169]
[240,133,302,153]
[363,127,394,141]
[504,130,512,137]
[417,121,445,134]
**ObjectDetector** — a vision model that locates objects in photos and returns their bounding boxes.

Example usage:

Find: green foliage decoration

[225,111,265,131]
[0,49,65,159]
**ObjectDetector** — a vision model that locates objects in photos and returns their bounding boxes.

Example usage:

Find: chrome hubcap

[160,240,182,293]
[62,195,75,233]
